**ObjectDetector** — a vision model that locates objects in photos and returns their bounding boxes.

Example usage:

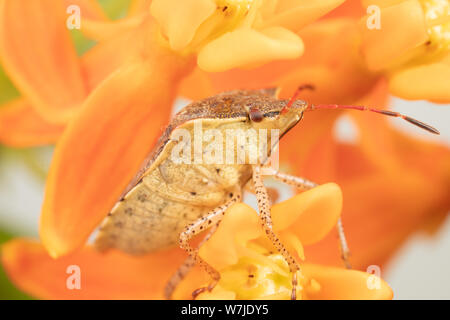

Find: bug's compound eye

[249,107,263,122]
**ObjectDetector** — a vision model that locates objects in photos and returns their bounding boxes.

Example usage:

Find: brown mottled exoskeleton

[94,87,439,300]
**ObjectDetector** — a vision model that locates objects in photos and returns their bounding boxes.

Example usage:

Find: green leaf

[98,0,132,20]
[0,66,20,105]
[0,229,33,300]
[71,29,97,56]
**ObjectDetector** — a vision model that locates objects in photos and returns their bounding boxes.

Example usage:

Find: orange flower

[360,0,450,102]
[1,185,393,300]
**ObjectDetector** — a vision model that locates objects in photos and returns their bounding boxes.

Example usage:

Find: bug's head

[245,88,307,136]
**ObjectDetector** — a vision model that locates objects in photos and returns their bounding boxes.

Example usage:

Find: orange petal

[303,264,393,300]
[262,0,346,31]
[80,19,153,92]
[360,0,429,71]
[388,55,450,103]
[323,0,365,19]
[178,67,215,100]
[272,183,343,245]
[1,238,186,299]
[198,27,304,72]
[40,47,195,257]
[0,0,87,124]
[128,0,152,16]
[150,0,216,51]
[81,15,147,42]
[199,203,263,270]
[0,99,65,147]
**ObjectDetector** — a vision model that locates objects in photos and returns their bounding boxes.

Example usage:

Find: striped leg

[164,223,220,299]
[178,191,241,299]
[253,166,300,300]
[269,169,352,269]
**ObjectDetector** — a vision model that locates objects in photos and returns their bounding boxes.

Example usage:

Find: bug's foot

[341,252,352,269]
[192,281,218,299]
[290,272,298,300]
[192,287,208,299]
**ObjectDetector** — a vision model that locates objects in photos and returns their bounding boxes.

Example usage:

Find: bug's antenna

[307,104,440,135]
[281,84,315,114]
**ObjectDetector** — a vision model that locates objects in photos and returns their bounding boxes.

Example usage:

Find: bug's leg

[164,222,220,300]
[252,166,300,300]
[336,217,351,269]
[269,169,352,269]
[179,191,241,299]
[244,180,279,205]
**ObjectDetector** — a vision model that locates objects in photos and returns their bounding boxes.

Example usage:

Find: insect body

[95,88,304,253]
[94,87,438,299]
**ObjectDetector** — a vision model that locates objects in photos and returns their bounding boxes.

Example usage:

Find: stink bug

[94,87,439,300]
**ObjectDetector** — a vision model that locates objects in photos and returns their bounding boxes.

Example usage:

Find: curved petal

[0,0,87,124]
[262,0,346,31]
[272,183,343,245]
[80,20,151,91]
[303,264,393,300]
[128,0,152,16]
[0,99,65,147]
[40,46,195,258]
[81,15,147,42]
[323,0,365,19]
[388,56,450,103]
[1,239,186,299]
[199,203,263,270]
[360,0,429,71]
[197,27,304,72]
[150,0,216,51]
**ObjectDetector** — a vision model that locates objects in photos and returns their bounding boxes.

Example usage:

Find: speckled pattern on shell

[120,88,300,197]
[94,88,307,254]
